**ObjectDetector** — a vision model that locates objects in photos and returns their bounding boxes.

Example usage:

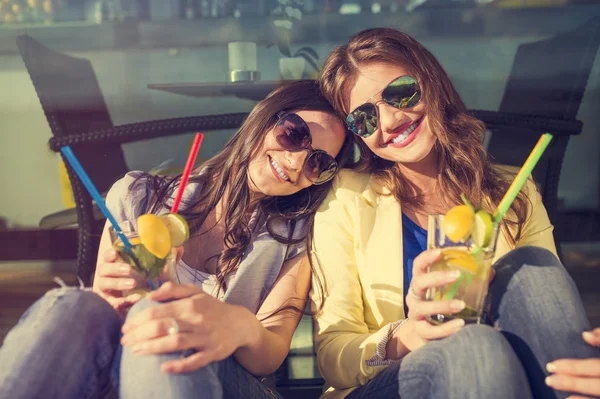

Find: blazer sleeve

[310,176,397,389]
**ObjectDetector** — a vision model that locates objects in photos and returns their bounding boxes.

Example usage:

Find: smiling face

[347,63,437,166]
[247,110,345,197]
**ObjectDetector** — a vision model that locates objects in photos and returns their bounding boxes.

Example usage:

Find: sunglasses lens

[383,76,421,109]
[304,151,338,185]
[347,103,378,137]
[276,114,311,151]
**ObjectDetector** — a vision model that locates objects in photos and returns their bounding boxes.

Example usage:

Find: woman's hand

[545,328,600,398]
[93,248,146,315]
[402,249,466,350]
[120,282,256,374]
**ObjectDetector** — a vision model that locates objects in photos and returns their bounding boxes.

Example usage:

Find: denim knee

[125,296,160,321]
[23,287,120,333]
[491,246,575,306]
[496,246,562,271]
[401,325,530,399]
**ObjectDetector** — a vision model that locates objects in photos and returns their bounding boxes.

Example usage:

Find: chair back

[16,34,128,193]
[487,17,600,224]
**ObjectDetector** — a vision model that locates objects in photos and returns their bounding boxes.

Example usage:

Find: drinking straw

[60,146,132,251]
[171,133,204,214]
[493,133,553,223]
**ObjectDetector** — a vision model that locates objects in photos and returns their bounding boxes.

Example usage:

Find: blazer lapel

[356,181,406,326]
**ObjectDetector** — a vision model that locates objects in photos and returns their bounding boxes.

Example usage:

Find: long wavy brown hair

[319,28,529,243]
[134,80,353,314]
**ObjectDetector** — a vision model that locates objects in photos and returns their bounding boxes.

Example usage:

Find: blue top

[402,213,428,314]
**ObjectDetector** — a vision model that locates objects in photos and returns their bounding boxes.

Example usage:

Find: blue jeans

[347,246,600,399]
[0,288,280,399]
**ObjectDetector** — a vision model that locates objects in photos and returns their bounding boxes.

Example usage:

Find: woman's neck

[397,149,439,194]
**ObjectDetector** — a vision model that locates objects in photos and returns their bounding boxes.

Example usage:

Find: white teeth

[270,157,290,181]
[391,120,419,144]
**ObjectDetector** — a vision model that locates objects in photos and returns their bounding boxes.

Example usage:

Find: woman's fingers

[96,276,137,292]
[545,373,600,397]
[409,270,461,298]
[408,299,466,320]
[413,319,465,341]
[175,246,184,264]
[412,249,443,276]
[97,262,135,278]
[122,317,195,346]
[161,350,216,374]
[549,358,600,378]
[149,282,203,302]
[103,248,119,262]
[113,293,143,312]
[128,332,200,356]
[582,328,600,347]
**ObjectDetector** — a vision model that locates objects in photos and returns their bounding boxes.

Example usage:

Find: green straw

[493,133,553,223]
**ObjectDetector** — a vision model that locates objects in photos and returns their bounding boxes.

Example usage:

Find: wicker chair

[474,16,599,257]
[16,34,249,285]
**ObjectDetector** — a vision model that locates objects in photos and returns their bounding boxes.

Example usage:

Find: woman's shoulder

[329,169,378,202]
[105,171,154,223]
[492,164,542,204]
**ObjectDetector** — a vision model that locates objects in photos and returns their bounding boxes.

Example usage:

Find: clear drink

[109,221,176,296]
[425,215,500,324]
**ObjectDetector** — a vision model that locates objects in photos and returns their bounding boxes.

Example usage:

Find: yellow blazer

[310,168,557,399]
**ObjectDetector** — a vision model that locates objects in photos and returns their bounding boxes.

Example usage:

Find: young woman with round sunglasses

[311,28,598,399]
[0,80,353,399]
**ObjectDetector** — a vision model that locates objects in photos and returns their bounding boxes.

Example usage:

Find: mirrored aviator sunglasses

[275,113,339,185]
[346,76,422,137]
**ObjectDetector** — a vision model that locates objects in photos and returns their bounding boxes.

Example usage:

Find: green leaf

[294,46,319,60]
[273,27,292,57]
[298,53,320,72]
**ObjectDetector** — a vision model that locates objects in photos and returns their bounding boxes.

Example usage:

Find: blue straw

[60,146,132,250]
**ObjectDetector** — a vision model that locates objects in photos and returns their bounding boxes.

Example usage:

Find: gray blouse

[105,171,306,315]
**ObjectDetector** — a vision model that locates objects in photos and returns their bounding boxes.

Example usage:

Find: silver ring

[167,318,180,336]
[409,286,424,300]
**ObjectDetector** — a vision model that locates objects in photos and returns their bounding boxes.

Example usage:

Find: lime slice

[442,205,474,243]
[137,214,171,259]
[161,213,190,247]
[472,210,494,248]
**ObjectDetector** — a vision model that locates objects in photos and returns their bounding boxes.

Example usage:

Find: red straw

[171,133,204,214]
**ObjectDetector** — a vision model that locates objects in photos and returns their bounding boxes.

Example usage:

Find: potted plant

[271,0,320,80]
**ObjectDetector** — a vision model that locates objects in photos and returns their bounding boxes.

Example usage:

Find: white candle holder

[228,42,260,83]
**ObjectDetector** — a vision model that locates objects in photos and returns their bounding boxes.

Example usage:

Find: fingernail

[545,376,553,387]
[546,362,556,373]
[454,319,465,328]
[122,280,135,289]
[583,331,596,340]
[433,249,442,256]
[451,300,466,311]
[448,270,461,279]
[120,265,130,274]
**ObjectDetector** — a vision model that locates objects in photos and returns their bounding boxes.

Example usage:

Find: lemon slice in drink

[442,205,474,243]
[443,249,479,275]
[161,213,190,247]
[137,214,171,259]
[472,210,494,248]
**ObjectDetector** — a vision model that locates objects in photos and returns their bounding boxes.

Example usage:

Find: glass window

[1,0,599,383]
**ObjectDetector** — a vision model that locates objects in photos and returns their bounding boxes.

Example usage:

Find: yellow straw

[494,133,553,222]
